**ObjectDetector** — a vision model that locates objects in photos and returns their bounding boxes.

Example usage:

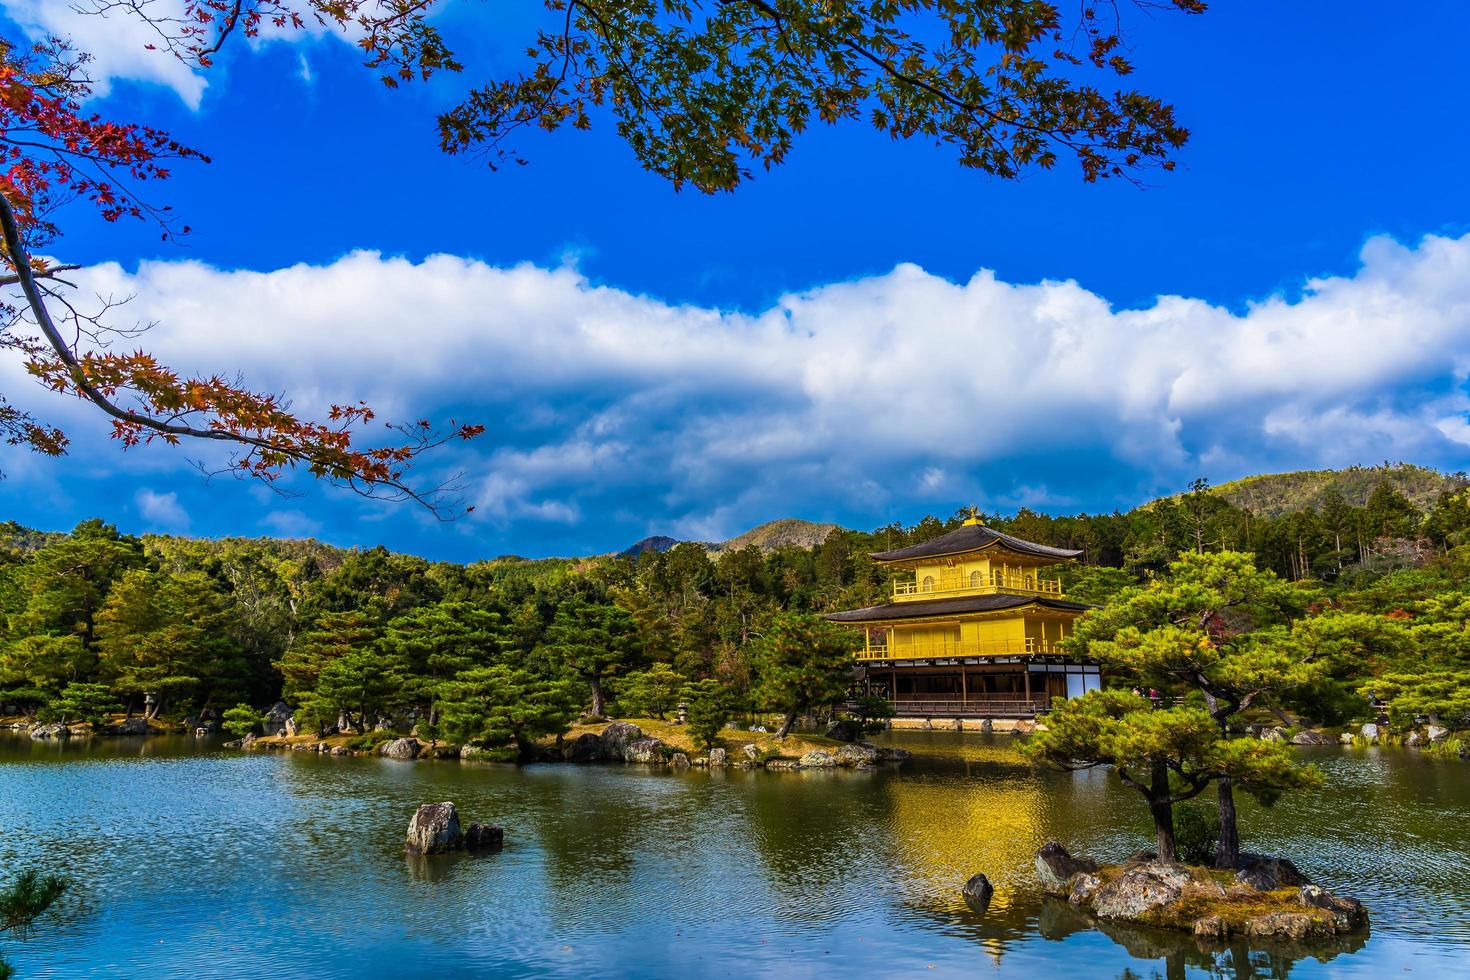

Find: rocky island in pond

[1030,842,1367,942]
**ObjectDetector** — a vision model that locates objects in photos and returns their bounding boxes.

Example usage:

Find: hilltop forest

[2,464,1468,749]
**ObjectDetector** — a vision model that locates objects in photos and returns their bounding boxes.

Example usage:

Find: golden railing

[856,637,1062,662]
[892,572,1062,601]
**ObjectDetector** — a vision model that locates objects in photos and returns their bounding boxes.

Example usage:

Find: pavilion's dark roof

[826,593,1092,624]
[870,524,1083,563]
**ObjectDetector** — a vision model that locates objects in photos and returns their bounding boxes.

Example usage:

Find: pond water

[1,732,1466,978]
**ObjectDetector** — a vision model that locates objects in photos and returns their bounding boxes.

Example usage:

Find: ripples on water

[1,733,1466,978]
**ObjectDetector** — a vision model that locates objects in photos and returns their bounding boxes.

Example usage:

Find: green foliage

[545,599,644,715]
[273,611,380,705]
[618,662,686,719]
[1362,672,1470,730]
[38,682,114,727]
[753,612,858,737]
[1023,690,1320,859]
[221,703,265,737]
[1173,801,1221,865]
[94,569,243,716]
[0,866,67,979]
[311,646,409,733]
[850,692,895,735]
[436,666,580,758]
[681,677,737,751]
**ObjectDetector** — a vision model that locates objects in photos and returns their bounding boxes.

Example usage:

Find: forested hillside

[2,465,1467,754]
[1210,463,1465,517]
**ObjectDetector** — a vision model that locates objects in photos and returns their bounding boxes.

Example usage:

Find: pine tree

[753,612,858,738]
[436,666,580,760]
[545,600,644,717]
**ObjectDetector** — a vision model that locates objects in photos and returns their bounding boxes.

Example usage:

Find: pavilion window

[921,575,935,592]
[969,570,982,588]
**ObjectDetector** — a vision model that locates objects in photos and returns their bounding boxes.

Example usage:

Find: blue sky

[1,1,1468,559]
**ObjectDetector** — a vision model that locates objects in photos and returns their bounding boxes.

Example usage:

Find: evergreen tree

[0,868,68,980]
[8,520,143,647]
[617,662,686,719]
[1363,480,1420,541]
[1023,691,1320,862]
[681,677,737,751]
[94,570,243,717]
[545,599,644,717]
[311,646,409,733]
[383,601,507,723]
[39,682,115,728]
[753,612,858,738]
[1071,551,1323,867]
[274,611,381,705]
[436,666,580,760]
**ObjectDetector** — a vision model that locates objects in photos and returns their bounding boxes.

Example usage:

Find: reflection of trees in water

[735,768,897,924]
[1040,898,1367,980]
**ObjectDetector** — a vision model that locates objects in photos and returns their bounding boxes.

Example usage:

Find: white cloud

[2,0,209,108]
[135,488,190,529]
[1,0,340,108]
[9,232,1470,534]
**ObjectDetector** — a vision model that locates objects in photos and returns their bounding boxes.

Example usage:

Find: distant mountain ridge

[616,518,843,558]
[709,518,841,553]
[1209,464,1466,518]
[617,535,680,559]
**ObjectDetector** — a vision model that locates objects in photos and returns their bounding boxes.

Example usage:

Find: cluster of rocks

[21,716,157,739]
[556,721,910,770]
[234,719,913,771]
[405,801,503,856]
[1248,724,1338,745]
[1026,842,1367,942]
[1347,722,1455,748]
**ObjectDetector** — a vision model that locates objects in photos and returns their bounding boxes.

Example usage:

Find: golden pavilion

[827,514,1099,719]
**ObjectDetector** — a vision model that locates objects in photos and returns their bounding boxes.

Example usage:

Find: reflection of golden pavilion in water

[827,514,1101,719]
[881,744,1050,962]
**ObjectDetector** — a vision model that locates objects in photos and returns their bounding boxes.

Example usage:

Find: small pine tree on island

[1023,690,1321,864]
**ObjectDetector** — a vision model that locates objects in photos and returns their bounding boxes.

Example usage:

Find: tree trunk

[1215,776,1241,868]
[589,677,606,718]
[775,709,799,739]
[1150,759,1177,862]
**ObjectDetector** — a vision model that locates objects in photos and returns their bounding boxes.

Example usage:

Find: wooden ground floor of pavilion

[858,655,1102,719]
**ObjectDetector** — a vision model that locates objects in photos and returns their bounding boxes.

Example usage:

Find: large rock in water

[380,738,421,759]
[1291,729,1337,745]
[708,747,727,767]
[962,873,994,910]
[28,723,69,740]
[1034,842,1100,894]
[405,802,464,855]
[799,750,837,768]
[1427,724,1451,743]
[833,743,878,766]
[1360,723,1379,741]
[464,822,504,851]
[1090,862,1193,919]
[622,738,664,763]
[599,722,643,759]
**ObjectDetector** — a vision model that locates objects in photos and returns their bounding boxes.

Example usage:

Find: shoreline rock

[1032,844,1368,942]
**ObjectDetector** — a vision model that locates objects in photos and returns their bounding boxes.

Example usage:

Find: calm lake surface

[1,732,1466,979]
